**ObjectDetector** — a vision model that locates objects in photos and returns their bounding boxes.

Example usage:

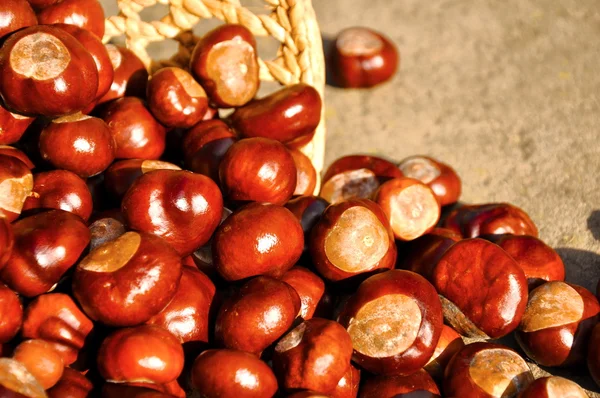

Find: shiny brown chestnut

[285,195,330,252]
[281,267,326,320]
[22,293,93,365]
[215,276,301,355]
[444,203,538,238]
[0,283,22,343]
[190,24,259,108]
[0,152,33,222]
[23,170,93,221]
[444,342,534,398]
[0,357,47,398]
[104,159,181,200]
[13,339,64,390]
[36,0,105,39]
[47,368,93,398]
[398,155,461,206]
[213,203,304,281]
[359,370,440,398]
[0,104,34,145]
[320,155,403,204]
[102,383,177,398]
[219,137,297,205]
[330,27,398,88]
[374,177,440,241]
[330,364,360,398]
[125,380,186,398]
[191,349,278,398]
[72,231,182,326]
[0,25,98,117]
[88,210,126,250]
[122,169,223,256]
[2,210,90,297]
[290,148,318,196]
[230,84,321,145]
[396,228,459,280]
[309,199,396,282]
[0,219,14,269]
[515,281,600,367]
[518,376,587,398]
[432,238,528,339]
[26,0,62,9]
[588,323,600,387]
[98,45,148,104]
[97,325,184,384]
[273,318,352,393]
[0,146,35,169]
[423,325,464,381]
[147,67,208,128]
[0,0,37,40]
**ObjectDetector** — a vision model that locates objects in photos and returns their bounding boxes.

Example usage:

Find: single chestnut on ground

[230,83,322,145]
[444,203,538,238]
[423,324,464,381]
[0,153,33,222]
[285,195,330,251]
[215,276,300,355]
[330,364,360,398]
[13,339,64,390]
[72,231,182,326]
[398,155,461,206]
[0,0,37,40]
[98,45,148,104]
[190,24,259,107]
[104,159,181,200]
[36,0,104,38]
[290,148,318,196]
[0,25,98,117]
[515,281,600,367]
[0,283,22,344]
[47,367,93,398]
[330,27,398,88]
[359,369,440,398]
[281,267,326,320]
[97,325,184,385]
[213,203,304,281]
[0,104,35,145]
[219,137,297,205]
[309,199,396,282]
[191,349,278,398]
[338,270,443,375]
[588,323,600,388]
[374,177,441,241]
[518,376,587,398]
[444,342,533,398]
[0,357,47,398]
[320,155,403,204]
[432,238,528,339]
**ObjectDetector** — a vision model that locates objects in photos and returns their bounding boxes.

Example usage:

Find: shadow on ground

[588,210,600,241]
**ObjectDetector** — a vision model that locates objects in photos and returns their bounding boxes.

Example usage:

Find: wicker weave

[103,0,326,187]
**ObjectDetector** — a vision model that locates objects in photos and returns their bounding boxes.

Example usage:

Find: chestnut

[22,293,93,365]
[98,45,148,104]
[358,370,441,398]
[281,267,326,320]
[36,0,105,39]
[13,339,64,390]
[290,148,318,196]
[122,169,223,256]
[191,349,278,398]
[444,203,538,238]
[309,199,396,282]
[0,104,35,145]
[215,276,301,355]
[100,97,167,160]
[72,231,182,326]
[190,24,259,107]
[47,367,93,398]
[97,325,184,384]
[219,137,297,205]
[374,177,441,241]
[588,323,600,387]
[320,155,403,204]
[102,383,176,398]
[423,325,464,381]
[286,392,330,398]
[443,342,534,398]
[147,67,208,128]
[230,84,322,145]
[285,195,330,251]
[23,170,93,221]
[0,283,22,343]
[0,357,47,398]
[338,270,443,375]
[0,218,14,269]
[146,266,216,344]
[515,281,600,367]
[88,210,126,250]
[330,27,398,88]
[0,25,98,117]
[397,155,461,206]
[0,0,37,40]
[518,376,587,398]
[213,203,303,281]
[330,364,360,398]
[26,0,62,9]
[396,228,459,280]
[104,159,181,200]
[0,145,35,169]
[0,153,33,222]
[273,318,352,393]
[2,210,90,297]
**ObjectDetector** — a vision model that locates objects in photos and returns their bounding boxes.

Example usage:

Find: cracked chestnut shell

[0,151,33,222]
[358,370,440,398]
[0,283,22,344]
[444,203,538,238]
[36,0,105,39]
[398,155,461,206]
[98,45,148,104]
[0,104,34,145]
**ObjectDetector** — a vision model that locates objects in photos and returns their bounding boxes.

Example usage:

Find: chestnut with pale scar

[320,168,379,204]
[336,27,384,56]
[0,358,47,398]
[78,231,141,273]
[468,348,533,397]
[10,33,70,80]
[398,156,441,184]
[519,282,584,332]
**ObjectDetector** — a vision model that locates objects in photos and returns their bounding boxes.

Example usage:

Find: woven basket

[102,0,326,188]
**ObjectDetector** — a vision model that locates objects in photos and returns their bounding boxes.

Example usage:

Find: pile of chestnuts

[0,0,598,397]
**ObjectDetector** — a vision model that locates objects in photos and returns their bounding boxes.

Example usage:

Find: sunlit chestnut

[213,203,303,281]
[432,238,528,338]
[0,283,22,343]
[0,145,34,169]
[309,199,396,282]
[22,293,93,365]
[0,153,33,222]
[359,370,440,398]
[398,155,461,206]
[396,228,459,280]
[338,270,442,375]
[47,367,93,398]
[444,342,533,398]
[290,148,318,196]
[97,325,184,384]
[0,0,37,40]
[330,27,398,88]
[219,137,297,205]
[374,177,440,241]
[0,219,13,269]
[36,0,104,39]
[515,281,600,367]
[320,155,403,204]
[444,203,538,238]
[0,357,47,398]
[423,325,464,381]
[215,276,300,354]
[2,210,90,297]
[330,364,360,398]
[0,25,98,117]
[98,45,148,104]
[13,339,64,389]
[273,318,352,393]
[230,84,321,145]
[104,159,181,200]
[281,267,326,320]
[0,104,35,145]
[588,323,600,387]
[23,170,93,221]
[88,210,126,250]
[518,376,587,398]
[190,24,259,107]
[191,349,278,398]
[72,231,182,326]
[285,195,330,252]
